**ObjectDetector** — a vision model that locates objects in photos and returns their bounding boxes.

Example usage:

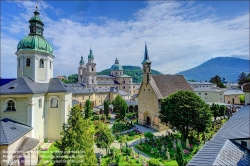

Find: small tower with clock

[141,43,152,84]
[86,48,97,87]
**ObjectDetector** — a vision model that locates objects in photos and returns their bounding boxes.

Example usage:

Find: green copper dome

[111,58,123,70]
[17,35,53,56]
[88,48,94,59]
[16,7,53,56]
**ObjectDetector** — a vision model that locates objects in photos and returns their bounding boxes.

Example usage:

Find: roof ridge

[0,121,8,145]
[22,77,35,93]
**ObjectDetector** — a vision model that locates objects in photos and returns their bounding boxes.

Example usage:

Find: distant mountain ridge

[97,65,161,83]
[178,57,250,82]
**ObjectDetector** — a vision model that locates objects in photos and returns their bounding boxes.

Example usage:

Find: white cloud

[1,1,249,78]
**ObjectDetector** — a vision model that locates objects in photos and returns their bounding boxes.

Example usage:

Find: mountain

[97,65,161,83]
[177,57,250,82]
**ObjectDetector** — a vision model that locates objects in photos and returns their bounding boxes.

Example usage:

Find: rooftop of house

[188,105,250,165]
[149,74,194,99]
[0,77,70,95]
[224,90,244,95]
[0,118,33,145]
[193,87,227,92]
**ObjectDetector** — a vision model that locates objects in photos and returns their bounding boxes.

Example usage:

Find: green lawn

[37,143,58,166]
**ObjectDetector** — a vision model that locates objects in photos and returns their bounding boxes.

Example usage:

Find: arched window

[50,97,58,108]
[92,68,94,71]
[123,86,125,89]
[40,59,44,68]
[7,100,16,111]
[123,81,125,83]
[26,58,30,66]
[33,27,36,33]
[38,99,42,108]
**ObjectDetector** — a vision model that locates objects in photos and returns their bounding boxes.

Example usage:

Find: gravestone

[166,149,170,160]
[186,138,190,148]
[173,139,176,149]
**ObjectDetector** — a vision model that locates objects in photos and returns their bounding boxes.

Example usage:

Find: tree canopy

[112,95,127,119]
[209,75,226,88]
[238,72,250,85]
[95,122,115,154]
[53,105,97,165]
[84,99,93,119]
[104,100,110,118]
[159,91,212,140]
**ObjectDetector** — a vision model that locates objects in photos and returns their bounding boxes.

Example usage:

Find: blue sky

[1,0,249,78]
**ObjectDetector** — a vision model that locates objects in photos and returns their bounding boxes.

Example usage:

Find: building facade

[0,8,72,165]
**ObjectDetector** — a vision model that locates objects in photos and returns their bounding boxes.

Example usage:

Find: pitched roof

[0,118,33,145]
[47,78,70,93]
[188,106,250,165]
[16,137,39,152]
[224,90,244,95]
[0,77,46,94]
[150,75,193,99]
[0,77,70,95]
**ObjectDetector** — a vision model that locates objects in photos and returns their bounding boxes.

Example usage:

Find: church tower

[15,6,54,83]
[142,43,152,84]
[78,56,87,83]
[86,48,97,87]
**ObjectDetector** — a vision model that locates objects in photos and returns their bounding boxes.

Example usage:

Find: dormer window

[40,59,44,68]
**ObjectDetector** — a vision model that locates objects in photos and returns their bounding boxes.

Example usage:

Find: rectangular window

[158,101,161,109]
[89,96,90,99]
[198,93,201,95]
[205,93,207,95]
[50,62,51,69]
[82,96,84,100]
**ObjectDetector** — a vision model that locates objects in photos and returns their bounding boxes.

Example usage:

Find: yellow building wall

[224,95,241,104]
[138,83,168,131]
[0,96,29,125]
[195,91,224,103]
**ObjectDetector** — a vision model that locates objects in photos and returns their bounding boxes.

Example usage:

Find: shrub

[149,158,160,166]
[44,138,48,143]
[110,147,116,156]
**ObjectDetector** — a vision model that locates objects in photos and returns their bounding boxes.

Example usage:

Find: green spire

[80,56,84,64]
[141,42,152,64]
[88,47,94,59]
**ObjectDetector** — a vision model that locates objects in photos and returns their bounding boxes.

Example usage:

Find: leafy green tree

[104,100,110,119]
[53,105,97,165]
[84,99,93,119]
[159,91,212,140]
[95,123,115,154]
[112,95,127,119]
[176,144,187,166]
[209,75,226,88]
[193,103,212,138]
[239,95,245,104]
[219,105,227,118]
[210,103,220,121]
[144,132,154,141]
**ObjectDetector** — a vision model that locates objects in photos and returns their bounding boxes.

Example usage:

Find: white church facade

[0,7,71,166]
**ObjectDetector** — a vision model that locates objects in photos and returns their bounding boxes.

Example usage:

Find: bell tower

[15,6,54,83]
[141,43,152,84]
[86,48,97,87]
